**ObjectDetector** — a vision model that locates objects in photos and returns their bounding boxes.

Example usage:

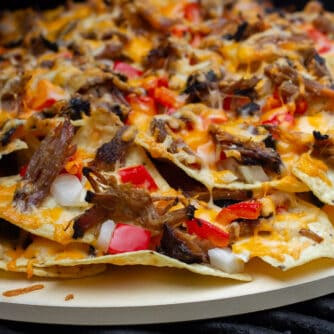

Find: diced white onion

[208,248,245,274]
[96,219,116,252]
[197,142,216,167]
[50,174,83,206]
[238,165,269,183]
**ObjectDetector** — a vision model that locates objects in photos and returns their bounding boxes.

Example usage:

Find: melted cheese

[297,153,330,185]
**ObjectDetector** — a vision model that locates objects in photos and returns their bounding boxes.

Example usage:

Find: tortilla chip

[136,131,309,193]
[0,263,107,278]
[323,52,334,77]
[0,111,172,245]
[0,224,250,281]
[232,194,334,270]
[73,110,122,155]
[292,153,334,204]
[0,139,27,160]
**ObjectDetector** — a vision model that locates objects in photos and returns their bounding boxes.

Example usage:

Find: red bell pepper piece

[113,61,143,79]
[118,165,158,191]
[143,76,168,97]
[153,86,183,109]
[262,112,294,126]
[306,27,333,54]
[108,223,151,254]
[126,94,157,115]
[186,218,229,247]
[171,24,189,37]
[216,200,262,225]
[184,3,201,24]
[19,164,28,177]
[262,90,282,112]
[294,98,308,115]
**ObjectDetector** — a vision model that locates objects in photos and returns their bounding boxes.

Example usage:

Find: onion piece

[50,174,83,206]
[208,248,245,274]
[96,219,116,252]
[238,165,269,183]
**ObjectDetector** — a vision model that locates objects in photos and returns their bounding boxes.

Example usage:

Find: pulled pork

[91,126,137,171]
[312,130,334,167]
[14,119,75,211]
[73,167,193,237]
[158,223,207,264]
[209,124,282,174]
[265,61,334,100]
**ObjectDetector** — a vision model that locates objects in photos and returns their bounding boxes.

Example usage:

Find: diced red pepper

[216,200,262,225]
[126,94,157,115]
[294,98,308,115]
[306,27,333,55]
[219,150,227,160]
[118,165,158,191]
[184,3,201,24]
[19,164,28,177]
[108,223,151,254]
[262,111,294,126]
[171,24,189,37]
[186,218,229,247]
[113,61,143,79]
[142,76,169,97]
[153,86,183,109]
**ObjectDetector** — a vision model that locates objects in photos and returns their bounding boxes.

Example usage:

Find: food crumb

[65,293,74,301]
[2,284,44,297]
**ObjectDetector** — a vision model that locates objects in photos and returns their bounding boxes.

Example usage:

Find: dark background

[0,0,333,11]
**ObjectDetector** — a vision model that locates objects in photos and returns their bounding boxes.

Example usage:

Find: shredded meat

[313,14,334,35]
[209,124,282,173]
[91,126,136,171]
[14,119,75,211]
[231,20,267,42]
[157,223,207,264]
[145,40,178,70]
[75,168,192,236]
[303,49,332,80]
[150,119,168,143]
[265,61,334,99]
[219,76,260,100]
[183,71,220,105]
[228,220,259,242]
[312,131,334,167]
[254,32,310,50]
[299,228,323,243]
[72,206,109,239]
[95,42,123,60]
[149,119,202,169]
[191,188,252,203]
[135,2,177,32]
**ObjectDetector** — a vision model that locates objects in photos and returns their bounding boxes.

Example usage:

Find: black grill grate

[0,293,333,333]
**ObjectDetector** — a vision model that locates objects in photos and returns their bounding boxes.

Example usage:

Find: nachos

[0,0,333,280]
